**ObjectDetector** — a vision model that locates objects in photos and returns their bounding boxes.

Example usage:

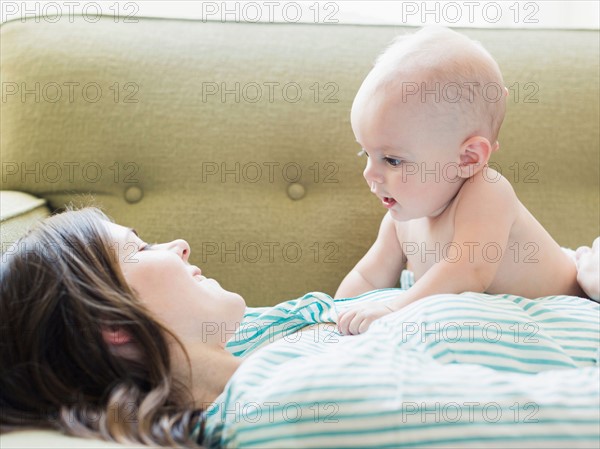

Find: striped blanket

[199,289,600,448]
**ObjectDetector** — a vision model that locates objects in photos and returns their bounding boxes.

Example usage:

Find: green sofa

[2,17,598,308]
[0,15,598,447]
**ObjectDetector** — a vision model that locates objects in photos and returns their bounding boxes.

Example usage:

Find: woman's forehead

[105,222,136,241]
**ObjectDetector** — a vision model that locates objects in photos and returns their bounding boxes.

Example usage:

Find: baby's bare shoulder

[459,167,518,206]
[451,167,520,232]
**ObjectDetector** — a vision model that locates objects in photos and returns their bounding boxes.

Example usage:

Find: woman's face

[105,222,246,348]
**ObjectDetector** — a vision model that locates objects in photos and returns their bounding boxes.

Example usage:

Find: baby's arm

[335,212,405,299]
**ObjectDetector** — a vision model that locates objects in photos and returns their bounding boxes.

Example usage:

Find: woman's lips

[382,196,397,208]
[190,266,206,282]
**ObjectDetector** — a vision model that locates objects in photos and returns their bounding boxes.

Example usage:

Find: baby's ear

[457,136,493,178]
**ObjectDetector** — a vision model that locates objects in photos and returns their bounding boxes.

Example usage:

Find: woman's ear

[101,327,142,361]
[101,327,132,345]
[458,136,493,178]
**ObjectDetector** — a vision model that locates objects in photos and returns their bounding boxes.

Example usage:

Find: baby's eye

[357,148,368,157]
[140,243,156,251]
[384,157,402,167]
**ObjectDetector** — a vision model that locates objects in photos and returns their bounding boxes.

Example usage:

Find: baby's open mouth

[382,197,397,208]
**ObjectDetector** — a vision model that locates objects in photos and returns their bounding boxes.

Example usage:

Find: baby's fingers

[357,318,373,335]
[347,313,370,335]
[337,309,357,335]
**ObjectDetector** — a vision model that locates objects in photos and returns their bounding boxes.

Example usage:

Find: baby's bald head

[356,26,507,146]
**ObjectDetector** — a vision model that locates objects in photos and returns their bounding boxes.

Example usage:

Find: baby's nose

[363,158,383,185]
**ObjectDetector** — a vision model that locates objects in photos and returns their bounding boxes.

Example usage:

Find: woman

[1,206,244,447]
[2,206,599,448]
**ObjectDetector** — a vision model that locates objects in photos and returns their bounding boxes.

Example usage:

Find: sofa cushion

[0,191,50,253]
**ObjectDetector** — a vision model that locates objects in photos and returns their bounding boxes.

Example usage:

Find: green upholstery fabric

[0,191,50,251]
[1,17,598,306]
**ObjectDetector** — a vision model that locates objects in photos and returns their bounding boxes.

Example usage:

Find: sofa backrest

[1,17,598,305]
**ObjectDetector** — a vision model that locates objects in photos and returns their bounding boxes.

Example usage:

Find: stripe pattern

[198,289,600,448]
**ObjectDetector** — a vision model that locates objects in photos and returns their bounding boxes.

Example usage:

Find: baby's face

[351,80,466,221]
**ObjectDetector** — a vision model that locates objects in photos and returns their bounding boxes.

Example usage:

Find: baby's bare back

[398,179,583,298]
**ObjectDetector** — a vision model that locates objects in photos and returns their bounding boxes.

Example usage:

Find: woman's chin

[229,292,247,321]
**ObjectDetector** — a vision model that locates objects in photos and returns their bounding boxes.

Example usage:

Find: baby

[336,26,587,335]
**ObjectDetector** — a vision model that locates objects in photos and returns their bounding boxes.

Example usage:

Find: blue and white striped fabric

[198,289,600,448]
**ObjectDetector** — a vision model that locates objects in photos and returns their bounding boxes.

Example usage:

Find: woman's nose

[170,239,191,262]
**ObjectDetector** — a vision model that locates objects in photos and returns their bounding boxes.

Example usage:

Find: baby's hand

[337,302,395,335]
[575,237,599,302]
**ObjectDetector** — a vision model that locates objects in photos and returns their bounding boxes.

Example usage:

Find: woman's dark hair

[0,206,205,447]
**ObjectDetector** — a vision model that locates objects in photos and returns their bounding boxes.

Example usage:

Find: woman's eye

[384,157,402,167]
